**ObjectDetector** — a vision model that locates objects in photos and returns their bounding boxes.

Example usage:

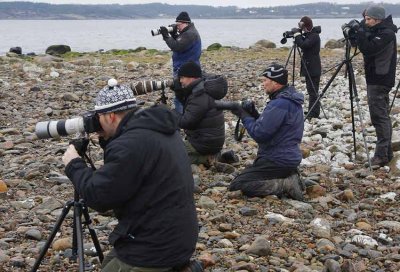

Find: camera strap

[234,118,245,142]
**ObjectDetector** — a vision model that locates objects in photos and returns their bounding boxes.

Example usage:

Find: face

[179,76,194,88]
[364,16,381,27]
[97,112,116,140]
[262,77,279,95]
[176,22,187,32]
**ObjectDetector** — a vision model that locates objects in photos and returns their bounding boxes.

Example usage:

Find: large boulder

[207,43,222,51]
[45,45,71,55]
[253,39,276,49]
[324,39,344,49]
[9,47,22,55]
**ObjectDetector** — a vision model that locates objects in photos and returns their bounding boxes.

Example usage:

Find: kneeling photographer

[62,80,200,271]
[291,16,322,119]
[354,5,397,166]
[228,63,305,200]
[175,61,226,166]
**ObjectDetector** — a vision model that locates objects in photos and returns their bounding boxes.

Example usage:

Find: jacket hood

[276,85,304,105]
[373,15,398,32]
[116,105,178,137]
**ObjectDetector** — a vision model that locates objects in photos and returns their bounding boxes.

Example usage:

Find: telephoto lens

[131,80,173,95]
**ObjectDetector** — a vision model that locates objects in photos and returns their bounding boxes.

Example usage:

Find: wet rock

[246,236,271,256]
[25,228,42,240]
[46,44,71,55]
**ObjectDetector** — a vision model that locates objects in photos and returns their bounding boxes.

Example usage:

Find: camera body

[151,24,177,36]
[35,112,101,139]
[342,19,360,38]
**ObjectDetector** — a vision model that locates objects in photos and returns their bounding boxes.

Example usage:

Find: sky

[4,1,400,8]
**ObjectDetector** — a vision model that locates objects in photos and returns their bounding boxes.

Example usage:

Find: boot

[218,150,239,164]
[282,174,304,201]
[179,260,204,272]
[370,156,389,167]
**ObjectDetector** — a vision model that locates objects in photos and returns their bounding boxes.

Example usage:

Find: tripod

[284,41,327,119]
[307,38,372,170]
[31,138,104,272]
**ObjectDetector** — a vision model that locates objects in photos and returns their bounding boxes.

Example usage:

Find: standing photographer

[160,11,202,114]
[292,16,321,119]
[229,63,305,200]
[357,5,397,166]
[62,81,199,271]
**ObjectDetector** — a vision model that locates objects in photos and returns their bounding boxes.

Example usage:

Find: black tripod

[307,38,372,170]
[31,138,104,272]
[284,41,327,119]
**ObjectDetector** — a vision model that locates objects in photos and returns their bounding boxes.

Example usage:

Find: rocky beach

[0,43,400,271]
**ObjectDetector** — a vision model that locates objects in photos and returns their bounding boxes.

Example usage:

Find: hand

[62,144,80,166]
[230,104,244,118]
[241,100,260,119]
[159,26,169,39]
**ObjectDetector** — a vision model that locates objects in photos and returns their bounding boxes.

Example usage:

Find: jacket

[357,16,397,87]
[164,23,202,75]
[65,105,198,268]
[294,28,322,77]
[176,77,225,155]
[242,86,304,167]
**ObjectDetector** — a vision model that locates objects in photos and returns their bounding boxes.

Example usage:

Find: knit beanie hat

[299,16,313,31]
[178,61,202,78]
[260,63,288,85]
[365,5,386,20]
[176,11,191,23]
[94,78,138,113]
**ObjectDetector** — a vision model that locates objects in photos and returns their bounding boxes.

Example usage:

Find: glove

[292,27,302,38]
[159,26,169,39]
[170,24,178,38]
[241,100,260,119]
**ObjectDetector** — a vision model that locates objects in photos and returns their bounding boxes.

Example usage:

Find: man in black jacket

[357,5,397,166]
[175,61,225,165]
[292,16,322,119]
[62,80,199,271]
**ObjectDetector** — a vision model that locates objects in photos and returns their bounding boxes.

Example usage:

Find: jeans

[101,249,172,272]
[367,85,393,160]
[305,75,320,118]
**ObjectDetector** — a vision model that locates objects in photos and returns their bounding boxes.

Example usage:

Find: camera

[280,25,322,44]
[151,24,177,36]
[215,99,259,118]
[342,19,360,38]
[35,111,101,139]
[131,80,174,95]
[215,100,241,111]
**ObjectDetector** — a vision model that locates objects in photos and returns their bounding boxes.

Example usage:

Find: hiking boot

[370,156,389,167]
[282,174,304,201]
[179,260,204,272]
[218,150,239,164]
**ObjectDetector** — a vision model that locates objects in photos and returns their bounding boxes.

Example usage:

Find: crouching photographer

[61,79,203,271]
[350,5,397,166]
[227,63,305,200]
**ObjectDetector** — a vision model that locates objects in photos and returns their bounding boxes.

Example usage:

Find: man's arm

[177,94,209,130]
[357,28,395,56]
[165,30,198,52]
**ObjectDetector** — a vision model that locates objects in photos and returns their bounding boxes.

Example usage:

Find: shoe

[370,156,389,167]
[218,150,239,164]
[179,260,204,272]
[282,174,304,201]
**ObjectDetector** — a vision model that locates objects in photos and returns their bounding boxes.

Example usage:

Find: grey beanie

[95,78,138,113]
[365,5,386,20]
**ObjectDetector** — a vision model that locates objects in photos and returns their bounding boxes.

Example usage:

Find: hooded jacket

[242,86,304,167]
[176,76,226,155]
[357,15,397,87]
[65,105,198,268]
[294,28,322,77]
[164,23,202,75]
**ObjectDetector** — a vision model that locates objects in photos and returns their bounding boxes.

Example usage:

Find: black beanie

[176,11,191,23]
[178,61,202,78]
[260,63,288,85]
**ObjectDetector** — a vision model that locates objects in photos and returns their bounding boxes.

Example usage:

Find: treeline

[1,1,400,19]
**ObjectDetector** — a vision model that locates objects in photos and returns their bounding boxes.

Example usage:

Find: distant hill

[1,1,400,19]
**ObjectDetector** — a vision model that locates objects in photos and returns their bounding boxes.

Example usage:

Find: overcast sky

[4,1,400,8]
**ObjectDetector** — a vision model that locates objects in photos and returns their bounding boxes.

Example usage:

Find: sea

[1,18,400,55]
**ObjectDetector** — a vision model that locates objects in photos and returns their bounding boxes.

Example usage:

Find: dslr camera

[215,99,259,118]
[35,111,102,139]
[341,19,360,38]
[151,24,177,36]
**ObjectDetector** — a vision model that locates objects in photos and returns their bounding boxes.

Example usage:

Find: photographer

[229,63,304,200]
[62,82,199,271]
[175,61,225,166]
[291,16,321,119]
[160,11,202,114]
[356,5,397,166]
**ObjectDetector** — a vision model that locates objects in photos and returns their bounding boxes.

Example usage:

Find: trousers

[305,75,320,118]
[367,85,393,160]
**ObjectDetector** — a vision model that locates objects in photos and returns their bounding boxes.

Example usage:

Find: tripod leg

[81,202,104,262]
[30,201,74,272]
[74,202,86,272]
[389,80,400,114]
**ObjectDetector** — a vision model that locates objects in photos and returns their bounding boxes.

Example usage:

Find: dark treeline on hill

[1,1,400,19]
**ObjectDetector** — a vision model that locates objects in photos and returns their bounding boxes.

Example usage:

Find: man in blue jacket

[62,80,199,271]
[229,63,305,200]
[160,11,202,114]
